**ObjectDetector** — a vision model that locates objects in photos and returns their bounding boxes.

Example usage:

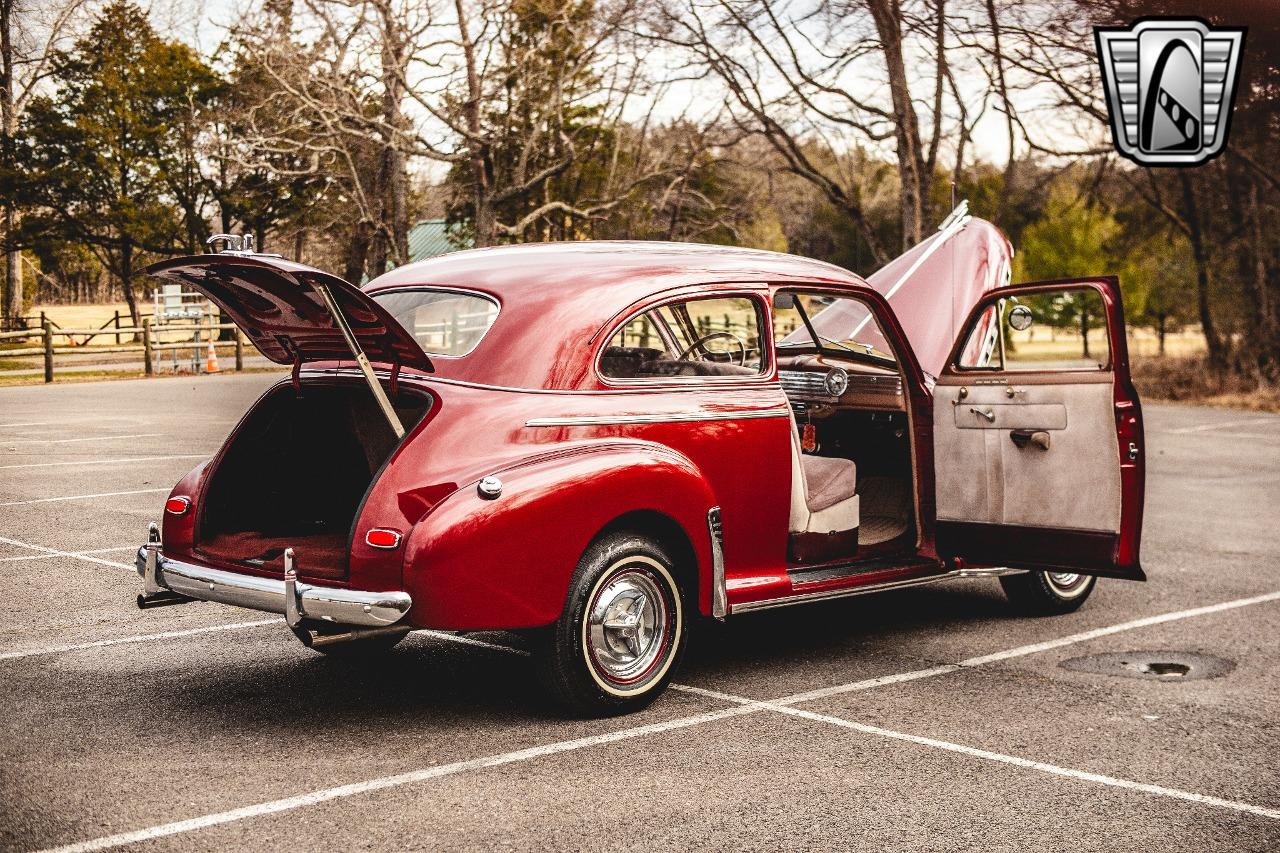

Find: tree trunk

[1247,182,1277,376]
[343,221,373,286]
[3,207,17,327]
[1157,313,1167,357]
[985,0,1016,223]
[1178,171,1223,365]
[1,0,20,327]
[375,0,410,268]
[456,0,492,247]
[867,0,929,248]
[119,237,141,336]
[1079,307,1090,359]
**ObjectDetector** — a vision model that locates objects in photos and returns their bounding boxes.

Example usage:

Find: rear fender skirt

[402,441,716,630]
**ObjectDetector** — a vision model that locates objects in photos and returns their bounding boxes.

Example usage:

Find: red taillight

[365,528,402,549]
[165,496,191,516]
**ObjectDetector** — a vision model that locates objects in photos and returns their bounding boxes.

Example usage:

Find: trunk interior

[197,381,432,579]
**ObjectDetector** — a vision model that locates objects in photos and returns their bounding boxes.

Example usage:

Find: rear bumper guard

[136,524,412,628]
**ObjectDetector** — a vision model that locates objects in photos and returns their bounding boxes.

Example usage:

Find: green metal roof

[408,219,463,263]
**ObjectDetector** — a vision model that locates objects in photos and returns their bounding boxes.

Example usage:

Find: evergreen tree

[18,1,220,325]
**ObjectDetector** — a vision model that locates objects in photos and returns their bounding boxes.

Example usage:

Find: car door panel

[933,276,1144,580]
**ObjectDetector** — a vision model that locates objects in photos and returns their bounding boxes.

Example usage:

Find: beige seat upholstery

[788,410,860,534]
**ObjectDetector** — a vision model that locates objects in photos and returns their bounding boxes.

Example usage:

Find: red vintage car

[137,210,1144,715]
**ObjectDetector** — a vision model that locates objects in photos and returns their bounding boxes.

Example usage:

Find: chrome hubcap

[586,567,669,684]
[1046,571,1083,590]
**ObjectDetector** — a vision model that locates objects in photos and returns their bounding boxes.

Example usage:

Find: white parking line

[0,621,279,661]
[0,536,133,569]
[0,617,530,663]
[0,546,138,563]
[4,433,163,445]
[954,589,1280,667]
[0,488,168,507]
[36,588,1280,851]
[37,702,765,853]
[680,685,1280,822]
[417,630,531,656]
[0,454,207,470]
[0,421,58,428]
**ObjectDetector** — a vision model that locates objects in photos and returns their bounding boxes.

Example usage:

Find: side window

[958,286,1111,371]
[601,295,765,380]
[372,289,499,356]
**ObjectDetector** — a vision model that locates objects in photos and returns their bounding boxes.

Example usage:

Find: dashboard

[778,354,905,414]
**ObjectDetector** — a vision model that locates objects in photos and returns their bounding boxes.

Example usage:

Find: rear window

[371,289,498,357]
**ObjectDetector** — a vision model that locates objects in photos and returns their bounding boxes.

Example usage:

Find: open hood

[146,254,432,372]
[782,210,1013,377]
[863,215,1011,376]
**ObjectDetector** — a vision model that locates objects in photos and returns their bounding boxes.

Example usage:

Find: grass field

[1008,328,1206,360]
[27,301,137,329]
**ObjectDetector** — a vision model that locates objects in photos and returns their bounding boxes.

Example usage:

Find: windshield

[371,289,499,357]
[776,293,896,363]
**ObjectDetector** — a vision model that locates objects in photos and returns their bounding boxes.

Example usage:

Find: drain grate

[1060,651,1234,681]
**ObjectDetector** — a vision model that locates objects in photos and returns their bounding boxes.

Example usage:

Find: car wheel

[999,570,1096,615]
[536,532,688,716]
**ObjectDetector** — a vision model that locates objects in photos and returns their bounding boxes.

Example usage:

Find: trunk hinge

[389,361,401,399]
[313,282,406,440]
[291,352,303,395]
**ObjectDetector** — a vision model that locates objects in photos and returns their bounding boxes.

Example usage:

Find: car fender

[161,460,210,556]
[401,440,718,630]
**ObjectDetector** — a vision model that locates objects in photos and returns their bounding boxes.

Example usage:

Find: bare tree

[984,0,1277,371]
[1,0,86,325]
[652,0,988,264]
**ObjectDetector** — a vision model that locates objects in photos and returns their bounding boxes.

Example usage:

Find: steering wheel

[676,331,748,366]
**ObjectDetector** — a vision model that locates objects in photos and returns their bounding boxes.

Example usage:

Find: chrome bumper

[135,541,412,628]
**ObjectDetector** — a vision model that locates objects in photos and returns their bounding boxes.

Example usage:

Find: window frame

[950,281,1116,374]
[772,287,901,370]
[595,289,774,387]
[369,286,501,360]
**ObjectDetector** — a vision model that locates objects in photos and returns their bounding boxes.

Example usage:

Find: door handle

[970,407,996,422]
[1010,429,1051,450]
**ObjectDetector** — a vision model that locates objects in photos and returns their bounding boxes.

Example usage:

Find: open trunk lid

[146,253,432,372]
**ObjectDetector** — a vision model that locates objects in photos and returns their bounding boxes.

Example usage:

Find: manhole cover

[1060,651,1234,681]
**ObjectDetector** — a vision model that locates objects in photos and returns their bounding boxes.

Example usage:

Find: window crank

[970,407,996,422]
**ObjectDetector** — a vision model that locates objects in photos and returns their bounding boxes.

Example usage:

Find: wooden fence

[0,321,248,382]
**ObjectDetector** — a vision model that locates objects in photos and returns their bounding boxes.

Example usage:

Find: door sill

[788,555,933,587]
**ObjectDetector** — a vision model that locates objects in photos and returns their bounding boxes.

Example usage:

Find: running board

[731,566,1023,614]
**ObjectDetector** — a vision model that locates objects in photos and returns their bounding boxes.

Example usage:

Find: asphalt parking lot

[1,373,1277,852]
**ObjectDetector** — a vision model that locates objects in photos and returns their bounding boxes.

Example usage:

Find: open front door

[933,276,1145,580]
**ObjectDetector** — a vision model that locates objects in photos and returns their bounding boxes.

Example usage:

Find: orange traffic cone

[205,340,220,373]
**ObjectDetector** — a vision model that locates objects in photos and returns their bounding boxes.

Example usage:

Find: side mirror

[773,292,796,309]
[1008,304,1034,332]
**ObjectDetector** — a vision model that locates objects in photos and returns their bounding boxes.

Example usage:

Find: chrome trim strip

[707,507,727,620]
[525,407,790,428]
[136,548,412,627]
[732,572,954,613]
[730,565,1024,614]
